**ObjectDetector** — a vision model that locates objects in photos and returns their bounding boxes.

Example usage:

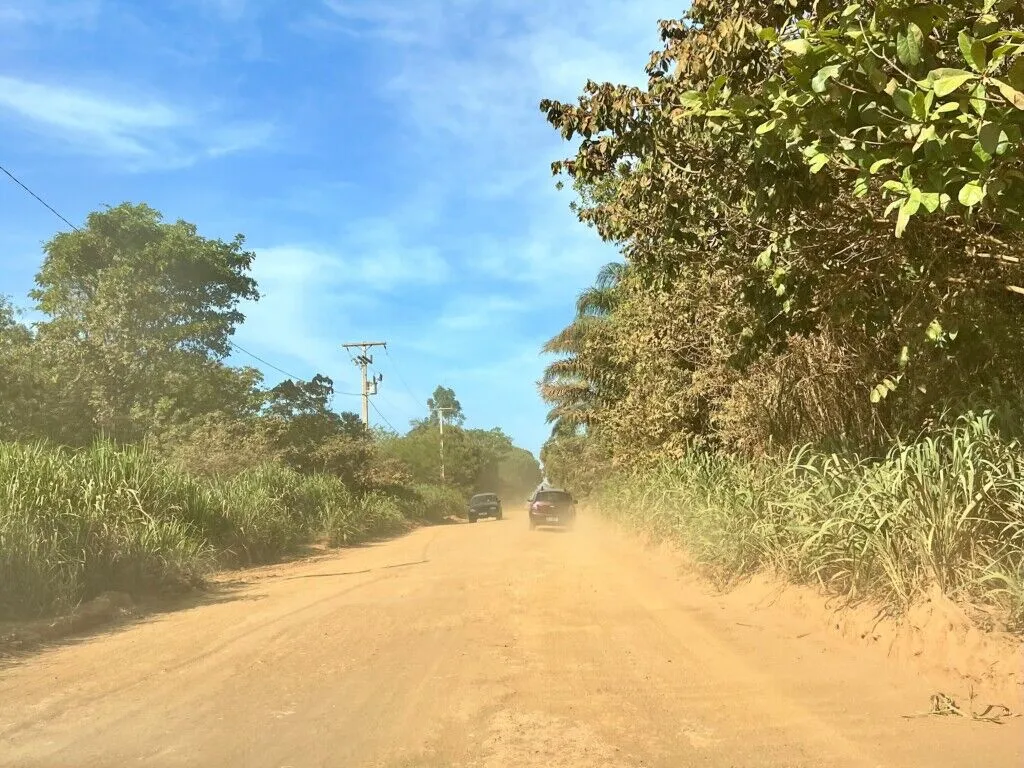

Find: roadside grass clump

[358,491,408,537]
[595,413,1024,626]
[0,441,447,620]
[0,441,219,618]
[408,483,465,523]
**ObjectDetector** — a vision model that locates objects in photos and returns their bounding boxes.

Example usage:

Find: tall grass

[0,441,451,620]
[595,413,1024,627]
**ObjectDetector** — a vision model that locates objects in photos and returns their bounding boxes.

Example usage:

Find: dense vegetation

[539,0,1024,625]
[0,204,540,619]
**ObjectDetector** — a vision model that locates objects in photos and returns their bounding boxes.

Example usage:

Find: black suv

[527,488,576,530]
[468,493,502,523]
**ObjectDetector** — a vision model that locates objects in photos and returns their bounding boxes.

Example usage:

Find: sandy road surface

[1,511,1021,767]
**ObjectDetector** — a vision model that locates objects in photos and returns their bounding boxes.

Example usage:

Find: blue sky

[0,0,682,458]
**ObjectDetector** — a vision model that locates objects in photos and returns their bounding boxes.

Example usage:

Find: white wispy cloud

[313,0,676,290]
[235,238,449,374]
[0,0,100,28]
[0,75,273,169]
[437,296,532,331]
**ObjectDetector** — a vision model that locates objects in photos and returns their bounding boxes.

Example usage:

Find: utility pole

[342,341,387,427]
[432,406,454,482]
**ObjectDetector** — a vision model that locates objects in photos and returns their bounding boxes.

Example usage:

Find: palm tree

[539,261,626,434]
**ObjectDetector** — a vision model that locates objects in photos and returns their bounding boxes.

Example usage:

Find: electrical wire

[383,346,425,406]
[0,161,362,401]
[369,399,399,433]
[0,163,81,232]
[227,340,362,396]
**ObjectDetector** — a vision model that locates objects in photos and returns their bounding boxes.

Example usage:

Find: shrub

[595,413,1024,627]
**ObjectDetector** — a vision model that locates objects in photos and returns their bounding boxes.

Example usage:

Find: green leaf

[958,181,986,207]
[896,197,920,237]
[863,56,888,92]
[931,70,977,97]
[897,23,924,67]
[758,27,778,43]
[881,179,906,193]
[870,386,882,404]
[913,124,936,152]
[782,39,811,56]
[991,43,1014,69]
[898,345,910,369]
[974,13,1000,38]
[911,91,930,120]
[679,91,703,107]
[920,192,941,213]
[995,80,1024,110]
[756,118,777,135]
[970,82,988,117]
[812,65,841,93]
[842,3,861,17]
[1009,57,1024,90]
[926,319,943,342]
[959,31,987,72]
[893,89,915,117]
[979,122,1004,155]
[870,158,896,174]
[808,153,829,174]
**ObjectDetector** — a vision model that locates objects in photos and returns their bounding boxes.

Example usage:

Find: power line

[227,340,303,380]
[369,400,399,433]
[0,160,364,405]
[383,346,425,406]
[376,389,416,420]
[227,340,361,397]
[0,163,80,232]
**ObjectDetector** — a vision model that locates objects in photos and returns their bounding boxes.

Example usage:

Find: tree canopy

[1,203,540,502]
[539,0,1024,475]
[425,385,465,426]
[384,385,541,497]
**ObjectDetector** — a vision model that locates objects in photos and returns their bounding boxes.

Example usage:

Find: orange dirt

[1,510,1021,767]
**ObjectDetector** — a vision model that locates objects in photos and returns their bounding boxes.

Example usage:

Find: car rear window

[535,491,571,503]
[471,494,498,503]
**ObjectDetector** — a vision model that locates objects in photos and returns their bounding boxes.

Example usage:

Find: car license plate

[546,516,559,523]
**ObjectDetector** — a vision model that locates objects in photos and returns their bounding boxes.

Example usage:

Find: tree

[0,298,44,441]
[497,443,544,499]
[262,374,369,475]
[425,385,465,426]
[30,202,260,443]
[540,262,626,434]
[378,421,541,497]
[539,1,1024,461]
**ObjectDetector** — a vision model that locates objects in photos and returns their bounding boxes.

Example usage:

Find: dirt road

[1,511,1021,767]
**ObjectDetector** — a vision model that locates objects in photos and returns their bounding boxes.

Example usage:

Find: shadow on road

[280,559,430,581]
[0,580,265,668]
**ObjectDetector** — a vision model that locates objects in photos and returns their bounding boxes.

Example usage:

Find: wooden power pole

[342,341,387,427]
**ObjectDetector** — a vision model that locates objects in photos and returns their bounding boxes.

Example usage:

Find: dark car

[527,488,576,530]
[468,493,502,523]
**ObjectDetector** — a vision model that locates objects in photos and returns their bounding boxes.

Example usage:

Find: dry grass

[0,441,455,620]
[596,412,1024,629]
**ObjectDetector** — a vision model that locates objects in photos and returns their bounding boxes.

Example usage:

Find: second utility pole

[342,341,387,427]
[432,406,454,482]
